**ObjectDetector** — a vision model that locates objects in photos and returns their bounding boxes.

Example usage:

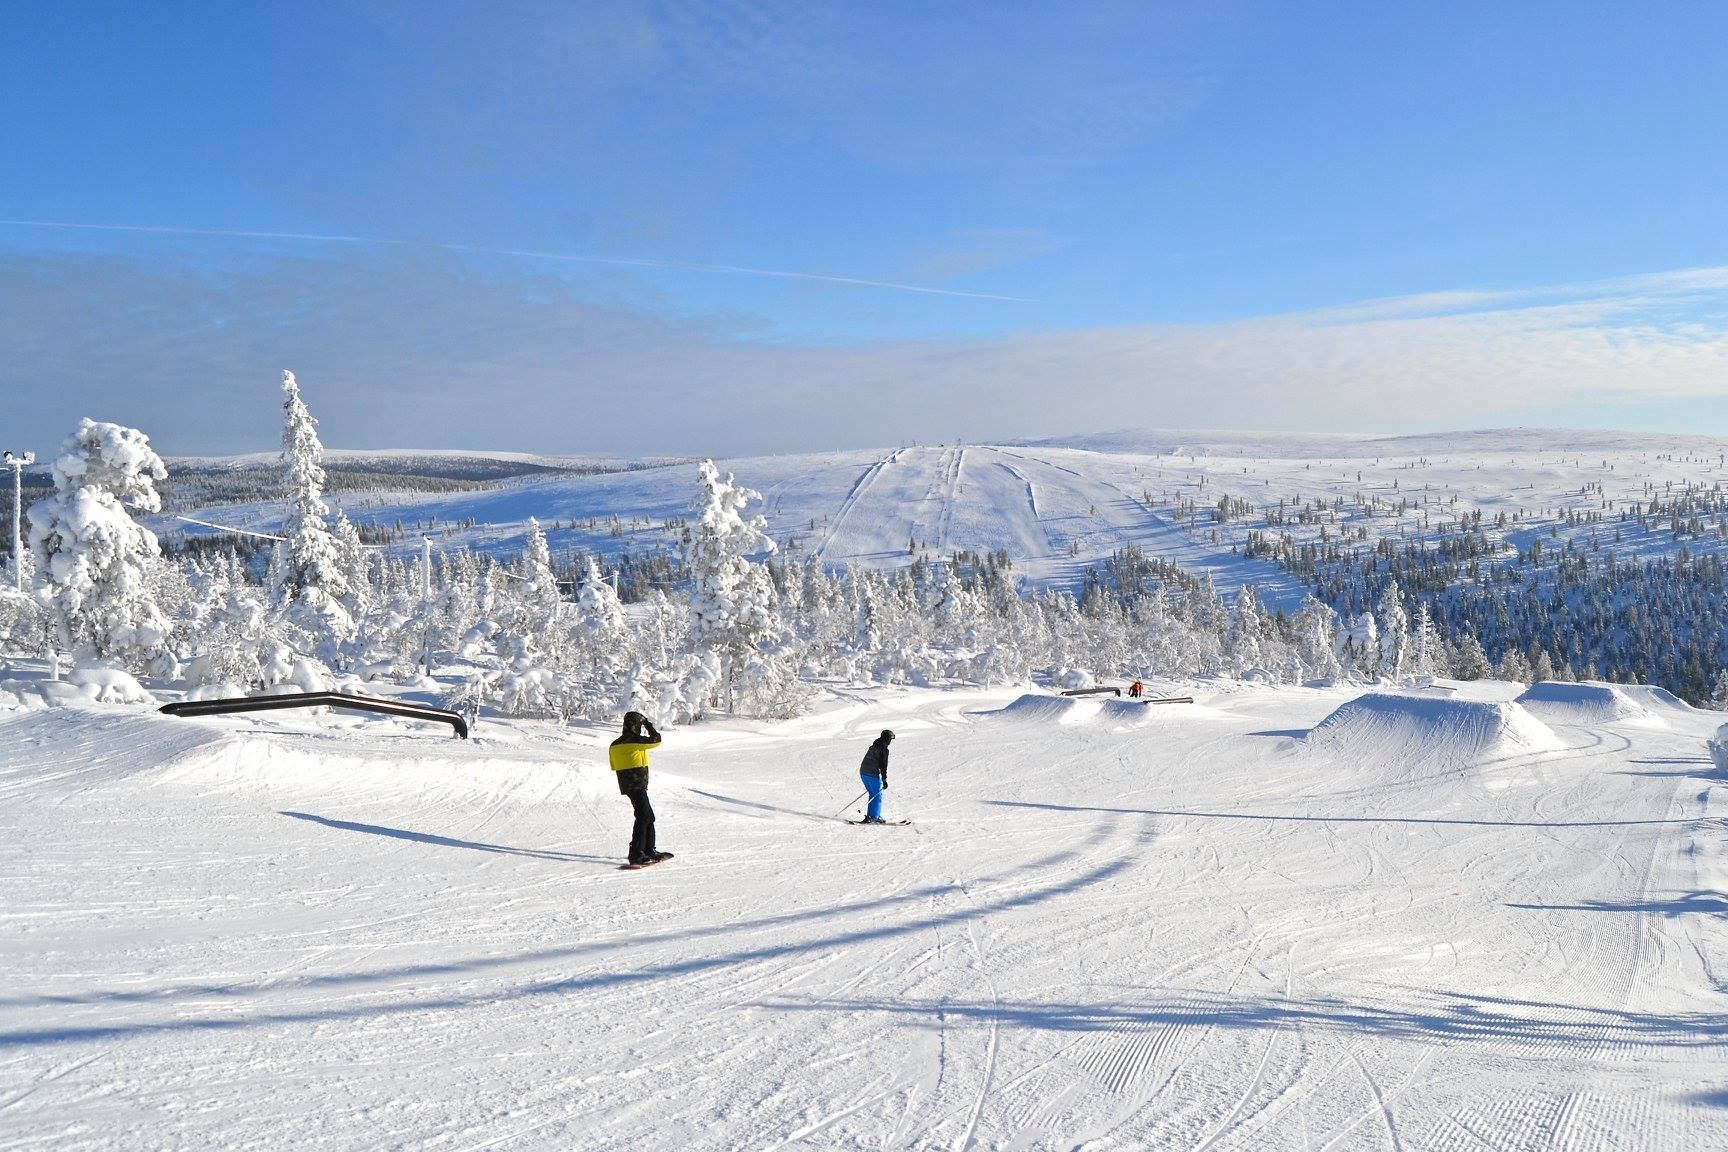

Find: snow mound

[980,693,1087,724]
[0,672,156,711]
[1097,699,1155,726]
[1307,693,1562,768]
[1614,683,1696,714]
[1514,681,1664,726]
[1709,724,1728,774]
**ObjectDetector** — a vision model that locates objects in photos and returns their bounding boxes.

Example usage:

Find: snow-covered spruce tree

[179,553,304,693]
[27,419,173,671]
[1497,647,1531,684]
[1224,585,1265,677]
[684,460,805,716]
[1708,668,1728,711]
[277,370,354,664]
[331,509,372,620]
[1451,632,1493,681]
[1338,611,1378,680]
[516,516,563,643]
[1410,600,1444,680]
[1291,595,1342,681]
[1376,581,1410,680]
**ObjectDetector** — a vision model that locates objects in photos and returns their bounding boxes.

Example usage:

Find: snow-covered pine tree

[684,460,801,715]
[277,370,354,664]
[1452,632,1493,680]
[1410,600,1443,679]
[27,419,173,670]
[1291,595,1342,681]
[1339,611,1379,680]
[1708,668,1728,711]
[1224,584,1265,676]
[1376,581,1410,680]
[1497,647,1532,684]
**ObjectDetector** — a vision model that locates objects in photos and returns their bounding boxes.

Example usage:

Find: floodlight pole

[3,450,33,592]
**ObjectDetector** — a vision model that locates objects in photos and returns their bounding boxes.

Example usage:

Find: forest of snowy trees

[6,373,1728,721]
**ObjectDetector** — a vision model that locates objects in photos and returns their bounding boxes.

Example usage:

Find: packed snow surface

[6,680,1728,1148]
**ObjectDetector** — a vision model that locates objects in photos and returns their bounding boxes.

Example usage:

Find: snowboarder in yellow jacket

[610,711,670,867]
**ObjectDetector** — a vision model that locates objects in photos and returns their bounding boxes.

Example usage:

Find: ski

[847,819,912,826]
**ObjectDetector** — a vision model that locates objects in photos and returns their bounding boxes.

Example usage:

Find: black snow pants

[624,786,656,863]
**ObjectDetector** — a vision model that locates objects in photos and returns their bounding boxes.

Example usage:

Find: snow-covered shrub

[67,666,153,704]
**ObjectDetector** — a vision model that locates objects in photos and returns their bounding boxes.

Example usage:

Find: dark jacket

[859,738,890,786]
[610,723,661,794]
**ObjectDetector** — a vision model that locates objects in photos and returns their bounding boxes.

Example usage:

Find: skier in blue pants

[858,730,894,823]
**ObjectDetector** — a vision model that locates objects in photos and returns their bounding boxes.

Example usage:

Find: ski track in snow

[5,681,1728,1148]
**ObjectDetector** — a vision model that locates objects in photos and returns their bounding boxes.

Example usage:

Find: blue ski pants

[861,772,886,821]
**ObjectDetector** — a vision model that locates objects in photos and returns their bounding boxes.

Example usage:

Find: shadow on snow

[0,821,1133,1043]
[280,810,619,865]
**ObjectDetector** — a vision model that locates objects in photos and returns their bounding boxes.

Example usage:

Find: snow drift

[1514,681,1665,727]
[1306,692,1561,769]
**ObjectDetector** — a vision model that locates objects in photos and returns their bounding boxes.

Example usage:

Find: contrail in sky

[0,219,1035,303]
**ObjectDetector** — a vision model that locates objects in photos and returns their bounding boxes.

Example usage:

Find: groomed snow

[5,680,1728,1147]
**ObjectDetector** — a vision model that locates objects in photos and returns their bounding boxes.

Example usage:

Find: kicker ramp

[1514,681,1665,727]
[1307,692,1561,770]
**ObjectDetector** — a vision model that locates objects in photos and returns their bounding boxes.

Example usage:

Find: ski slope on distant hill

[159,442,1310,606]
[151,426,1728,609]
[5,679,1728,1147]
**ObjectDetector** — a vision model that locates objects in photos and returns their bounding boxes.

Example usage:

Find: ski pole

[830,790,869,820]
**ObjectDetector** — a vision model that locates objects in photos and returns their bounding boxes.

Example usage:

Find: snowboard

[847,819,912,826]
[619,855,674,871]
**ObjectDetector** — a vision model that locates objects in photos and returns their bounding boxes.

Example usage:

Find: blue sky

[4,2,1728,455]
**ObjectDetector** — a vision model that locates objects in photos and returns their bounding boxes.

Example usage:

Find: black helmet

[880,729,895,741]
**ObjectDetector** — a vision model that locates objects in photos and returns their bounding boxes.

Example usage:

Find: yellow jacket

[609,734,661,771]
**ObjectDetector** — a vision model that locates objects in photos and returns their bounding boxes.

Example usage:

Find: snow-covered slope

[152,426,1728,609]
[6,680,1727,1148]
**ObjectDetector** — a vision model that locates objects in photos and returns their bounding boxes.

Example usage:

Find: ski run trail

[6,677,1728,1149]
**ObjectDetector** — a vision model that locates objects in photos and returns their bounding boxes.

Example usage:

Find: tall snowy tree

[1452,633,1493,680]
[1291,595,1342,680]
[1376,581,1410,680]
[277,370,354,663]
[1410,600,1443,679]
[278,371,348,603]
[1224,584,1265,676]
[684,460,798,715]
[27,419,172,668]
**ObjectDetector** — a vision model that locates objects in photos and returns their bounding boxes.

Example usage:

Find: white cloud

[5,249,1728,456]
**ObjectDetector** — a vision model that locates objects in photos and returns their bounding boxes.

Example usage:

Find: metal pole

[3,450,33,592]
[829,790,869,820]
